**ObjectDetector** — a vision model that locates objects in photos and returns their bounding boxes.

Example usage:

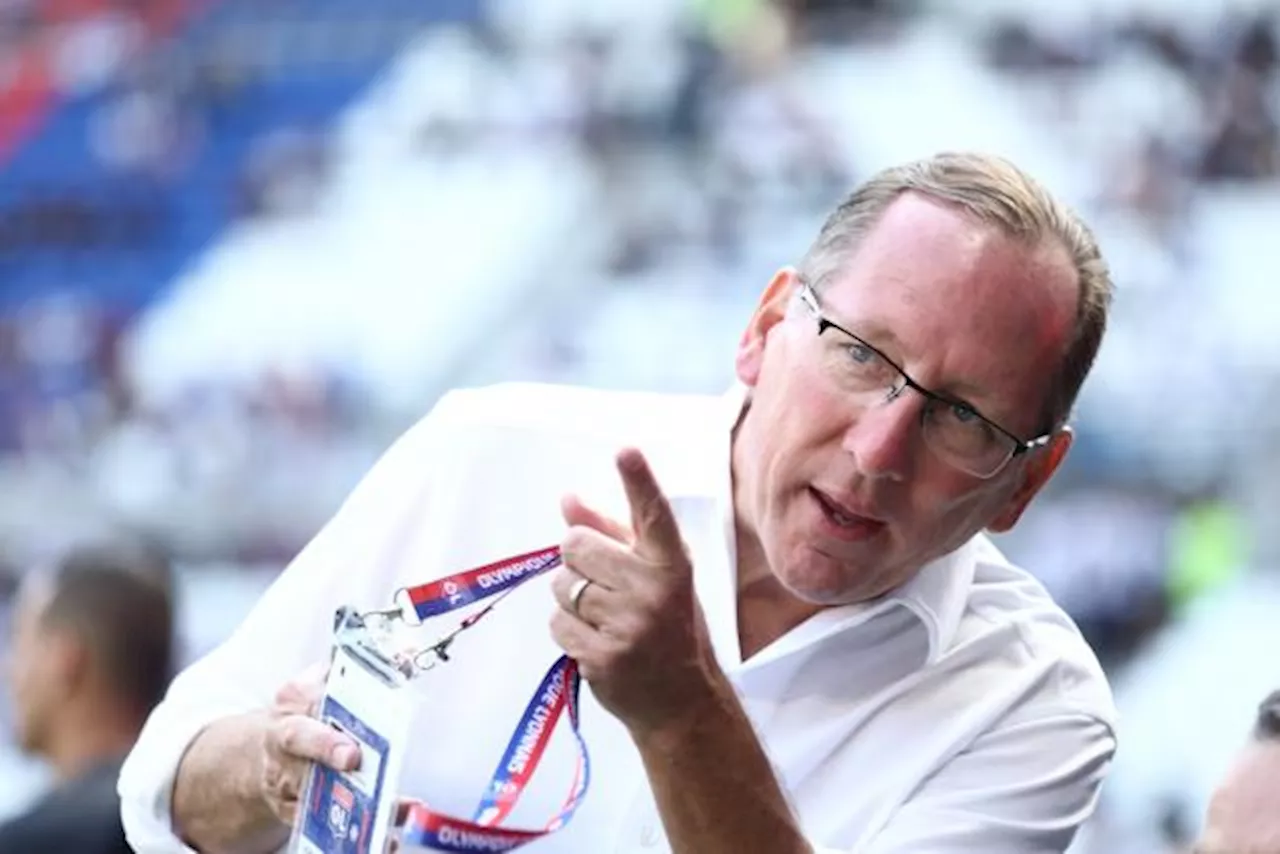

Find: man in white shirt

[119,151,1119,853]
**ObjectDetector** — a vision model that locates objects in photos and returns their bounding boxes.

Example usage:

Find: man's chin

[778,548,897,608]
[775,565,861,608]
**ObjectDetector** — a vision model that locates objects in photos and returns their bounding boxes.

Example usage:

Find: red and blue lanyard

[393,546,590,852]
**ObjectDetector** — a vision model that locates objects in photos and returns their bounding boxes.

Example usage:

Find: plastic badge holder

[287,609,416,854]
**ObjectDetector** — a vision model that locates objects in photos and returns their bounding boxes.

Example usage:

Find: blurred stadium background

[0,0,1277,850]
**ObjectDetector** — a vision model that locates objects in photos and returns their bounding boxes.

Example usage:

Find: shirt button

[639,823,661,848]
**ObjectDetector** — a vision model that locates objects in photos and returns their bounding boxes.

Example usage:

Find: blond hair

[798,151,1113,430]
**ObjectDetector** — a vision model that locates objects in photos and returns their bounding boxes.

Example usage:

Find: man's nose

[841,391,923,482]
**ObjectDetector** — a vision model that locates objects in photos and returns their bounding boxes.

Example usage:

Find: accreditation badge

[288,608,416,854]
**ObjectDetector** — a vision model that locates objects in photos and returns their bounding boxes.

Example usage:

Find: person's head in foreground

[5,540,175,779]
[1195,690,1280,854]
[731,151,1112,615]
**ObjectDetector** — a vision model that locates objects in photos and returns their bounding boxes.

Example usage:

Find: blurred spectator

[1193,689,1280,854]
[234,126,331,220]
[0,538,174,854]
[1199,65,1279,182]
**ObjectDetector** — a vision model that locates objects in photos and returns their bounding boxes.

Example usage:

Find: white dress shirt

[119,382,1118,854]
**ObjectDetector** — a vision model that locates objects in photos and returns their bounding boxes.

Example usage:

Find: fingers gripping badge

[287,636,414,854]
[293,545,591,853]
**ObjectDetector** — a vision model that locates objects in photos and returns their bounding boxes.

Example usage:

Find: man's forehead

[1200,741,1280,852]
[829,194,1076,316]
[1229,739,1280,787]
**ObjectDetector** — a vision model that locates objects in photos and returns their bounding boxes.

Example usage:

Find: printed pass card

[289,645,412,854]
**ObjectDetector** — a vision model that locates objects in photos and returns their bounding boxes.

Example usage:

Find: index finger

[615,447,683,564]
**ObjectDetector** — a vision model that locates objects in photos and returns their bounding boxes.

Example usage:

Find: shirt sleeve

[118,394,464,854]
[847,711,1116,854]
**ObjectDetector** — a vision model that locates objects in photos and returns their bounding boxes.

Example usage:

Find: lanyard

[390,546,591,852]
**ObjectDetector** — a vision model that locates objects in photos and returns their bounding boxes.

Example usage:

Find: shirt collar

[883,539,976,664]
[691,384,967,670]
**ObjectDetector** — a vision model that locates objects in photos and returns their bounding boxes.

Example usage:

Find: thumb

[561,493,632,544]
[615,447,684,563]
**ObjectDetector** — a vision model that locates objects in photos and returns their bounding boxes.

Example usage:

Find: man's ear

[736,267,799,388]
[988,427,1072,533]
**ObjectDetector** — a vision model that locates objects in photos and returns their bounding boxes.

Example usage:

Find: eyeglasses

[797,282,1054,479]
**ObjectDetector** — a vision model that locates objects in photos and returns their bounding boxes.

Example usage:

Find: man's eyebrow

[830,315,903,354]
[837,317,1002,419]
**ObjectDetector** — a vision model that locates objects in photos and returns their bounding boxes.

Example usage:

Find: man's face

[1198,738,1280,853]
[732,193,1078,605]
[4,576,66,755]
